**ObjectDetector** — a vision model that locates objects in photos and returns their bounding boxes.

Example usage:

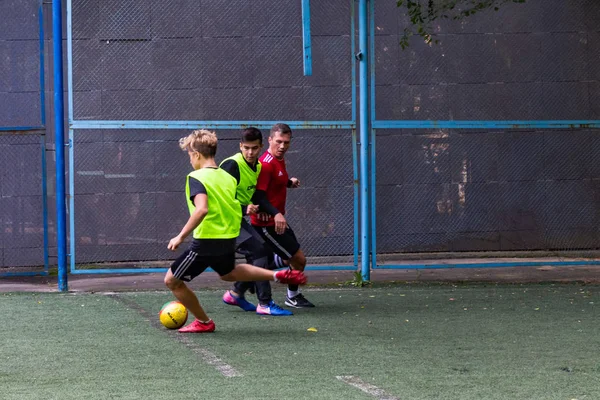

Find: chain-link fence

[69,129,356,268]
[372,0,600,264]
[375,128,600,256]
[62,0,600,273]
[0,135,48,272]
[0,0,44,129]
[284,130,356,261]
[0,0,48,274]
[374,1,599,122]
[70,0,353,122]
[68,0,357,271]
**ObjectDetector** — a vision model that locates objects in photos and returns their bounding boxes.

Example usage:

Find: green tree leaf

[396,0,527,49]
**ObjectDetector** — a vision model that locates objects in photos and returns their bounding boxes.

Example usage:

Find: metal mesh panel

[71,129,188,264]
[0,135,46,268]
[0,0,42,128]
[375,128,600,255]
[375,0,600,121]
[284,130,355,261]
[71,0,353,122]
[71,129,355,266]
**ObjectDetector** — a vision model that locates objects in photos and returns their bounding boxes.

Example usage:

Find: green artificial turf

[1,284,599,399]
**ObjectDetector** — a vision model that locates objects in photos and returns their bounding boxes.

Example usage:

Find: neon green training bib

[220,152,261,206]
[185,168,241,239]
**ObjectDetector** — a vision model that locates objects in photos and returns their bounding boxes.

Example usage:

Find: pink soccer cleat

[274,269,307,285]
[178,319,215,333]
[222,290,256,312]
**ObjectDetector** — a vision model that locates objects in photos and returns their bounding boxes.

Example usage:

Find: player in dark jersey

[250,123,315,308]
[220,128,292,316]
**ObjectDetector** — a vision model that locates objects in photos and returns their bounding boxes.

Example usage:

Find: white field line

[336,376,400,400]
[110,294,242,378]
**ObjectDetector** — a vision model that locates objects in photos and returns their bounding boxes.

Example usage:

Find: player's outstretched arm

[168,194,208,250]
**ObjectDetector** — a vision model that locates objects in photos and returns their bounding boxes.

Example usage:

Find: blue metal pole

[351,0,358,267]
[0,126,46,132]
[358,0,370,281]
[68,128,76,273]
[53,0,68,291]
[41,135,49,274]
[372,120,600,129]
[375,261,600,269]
[301,0,312,76]
[70,265,359,275]
[66,0,76,274]
[39,0,46,127]
[40,0,49,275]
[352,127,359,267]
[369,0,377,272]
[70,120,355,130]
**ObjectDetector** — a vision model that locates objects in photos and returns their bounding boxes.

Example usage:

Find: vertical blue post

[358,0,370,281]
[352,127,359,267]
[66,0,76,273]
[39,0,49,274]
[39,0,46,126]
[69,128,76,273]
[301,0,312,76]
[351,0,358,267]
[41,135,49,274]
[369,0,377,271]
[53,0,68,291]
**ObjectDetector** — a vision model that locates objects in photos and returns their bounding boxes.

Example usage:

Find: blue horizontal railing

[71,120,355,130]
[373,120,600,129]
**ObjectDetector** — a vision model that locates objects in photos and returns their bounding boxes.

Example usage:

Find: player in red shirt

[250,123,314,308]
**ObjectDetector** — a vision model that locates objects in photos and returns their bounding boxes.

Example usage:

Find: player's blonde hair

[179,129,218,157]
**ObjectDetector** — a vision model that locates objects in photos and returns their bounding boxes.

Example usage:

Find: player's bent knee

[220,271,237,282]
[164,272,183,290]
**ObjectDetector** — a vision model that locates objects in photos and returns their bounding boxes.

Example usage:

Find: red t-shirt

[251,151,288,227]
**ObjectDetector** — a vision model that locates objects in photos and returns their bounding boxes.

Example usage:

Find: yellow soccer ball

[159,301,188,329]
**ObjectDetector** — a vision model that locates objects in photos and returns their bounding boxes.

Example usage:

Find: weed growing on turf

[343,270,371,287]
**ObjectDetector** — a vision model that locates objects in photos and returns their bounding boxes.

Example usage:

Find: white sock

[287,289,300,298]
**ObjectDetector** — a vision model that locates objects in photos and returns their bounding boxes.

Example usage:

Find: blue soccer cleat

[256,301,293,316]
[222,290,256,312]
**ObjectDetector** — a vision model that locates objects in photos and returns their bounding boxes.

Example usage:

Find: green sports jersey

[185,168,241,239]
[220,152,261,206]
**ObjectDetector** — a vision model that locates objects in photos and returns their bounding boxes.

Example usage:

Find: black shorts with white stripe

[170,249,236,281]
[252,225,300,261]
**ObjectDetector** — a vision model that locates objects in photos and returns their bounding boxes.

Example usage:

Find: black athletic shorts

[252,224,300,261]
[236,218,265,249]
[170,250,235,280]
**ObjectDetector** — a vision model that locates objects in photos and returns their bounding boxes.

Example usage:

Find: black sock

[288,284,299,292]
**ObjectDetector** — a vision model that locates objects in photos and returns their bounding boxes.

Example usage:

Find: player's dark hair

[241,127,263,144]
[270,123,292,137]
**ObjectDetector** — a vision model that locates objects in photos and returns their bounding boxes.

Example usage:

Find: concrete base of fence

[2,264,600,292]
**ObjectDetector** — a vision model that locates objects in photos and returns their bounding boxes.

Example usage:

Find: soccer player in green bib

[220,128,292,316]
[164,129,306,333]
